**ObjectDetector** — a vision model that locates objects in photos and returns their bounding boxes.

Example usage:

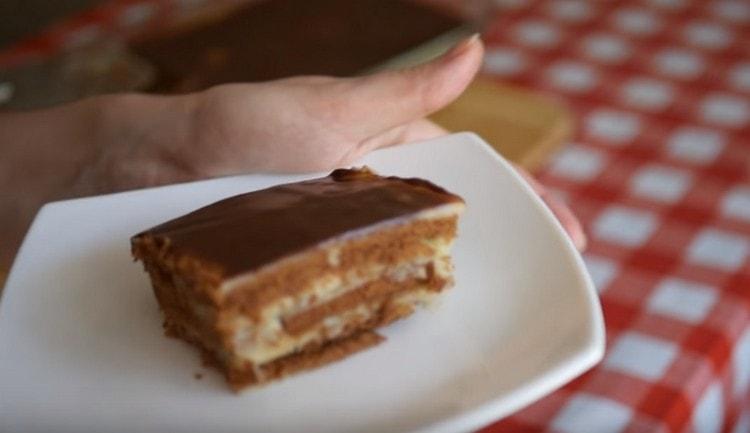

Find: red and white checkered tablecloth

[1,0,748,432]
[479,0,750,432]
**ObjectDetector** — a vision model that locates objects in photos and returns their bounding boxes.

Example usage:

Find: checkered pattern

[0,0,250,69]
[0,0,748,432]
[478,0,750,432]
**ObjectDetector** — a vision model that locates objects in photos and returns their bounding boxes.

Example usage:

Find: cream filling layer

[227,254,453,366]
[239,287,440,369]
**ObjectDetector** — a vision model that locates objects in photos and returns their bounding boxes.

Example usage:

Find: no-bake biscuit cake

[132,168,464,390]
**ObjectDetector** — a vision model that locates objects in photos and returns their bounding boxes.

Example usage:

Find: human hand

[70,35,484,194]
[71,34,586,249]
[515,165,587,251]
[1,35,585,273]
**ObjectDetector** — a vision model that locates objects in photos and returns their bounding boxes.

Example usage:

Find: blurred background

[1,0,749,432]
[0,0,571,171]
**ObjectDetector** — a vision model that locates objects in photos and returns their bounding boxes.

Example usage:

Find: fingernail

[444,33,480,60]
[574,231,588,252]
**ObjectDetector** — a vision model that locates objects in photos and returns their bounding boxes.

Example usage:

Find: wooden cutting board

[431,77,573,171]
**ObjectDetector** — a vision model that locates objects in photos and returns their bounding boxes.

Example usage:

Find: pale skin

[0,36,585,271]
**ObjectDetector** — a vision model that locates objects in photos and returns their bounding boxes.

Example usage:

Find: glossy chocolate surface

[134,168,463,277]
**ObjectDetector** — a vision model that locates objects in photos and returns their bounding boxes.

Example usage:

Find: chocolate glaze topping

[133,168,463,277]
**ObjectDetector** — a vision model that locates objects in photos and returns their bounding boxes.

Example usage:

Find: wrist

[94,94,197,184]
[72,92,200,195]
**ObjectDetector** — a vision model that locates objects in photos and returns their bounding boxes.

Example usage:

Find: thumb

[340,34,483,136]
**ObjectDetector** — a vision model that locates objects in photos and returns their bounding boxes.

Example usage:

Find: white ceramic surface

[0,133,604,433]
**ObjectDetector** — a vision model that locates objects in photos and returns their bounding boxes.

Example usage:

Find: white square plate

[0,133,604,433]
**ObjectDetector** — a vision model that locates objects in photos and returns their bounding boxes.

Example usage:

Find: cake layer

[282,269,442,336]
[136,213,458,362]
[163,279,442,388]
[133,168,463,279]
[140,213,456,372]
[137,215,459,380]
[228,331,385,391]
[229,281,441,388]
[220,209,458,315]
[134,204,461,317]
[218,210,459,366]
[131,168,465,389]
[228,265,449,366]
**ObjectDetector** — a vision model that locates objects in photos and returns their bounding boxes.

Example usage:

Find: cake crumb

[194,372,203,380]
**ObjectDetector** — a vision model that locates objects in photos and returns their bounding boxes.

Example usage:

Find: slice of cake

[131,168,464,390]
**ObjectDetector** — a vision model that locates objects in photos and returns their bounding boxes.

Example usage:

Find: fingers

[514,165,587,251]
[545,193,587,251]
[341,34,483,136]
